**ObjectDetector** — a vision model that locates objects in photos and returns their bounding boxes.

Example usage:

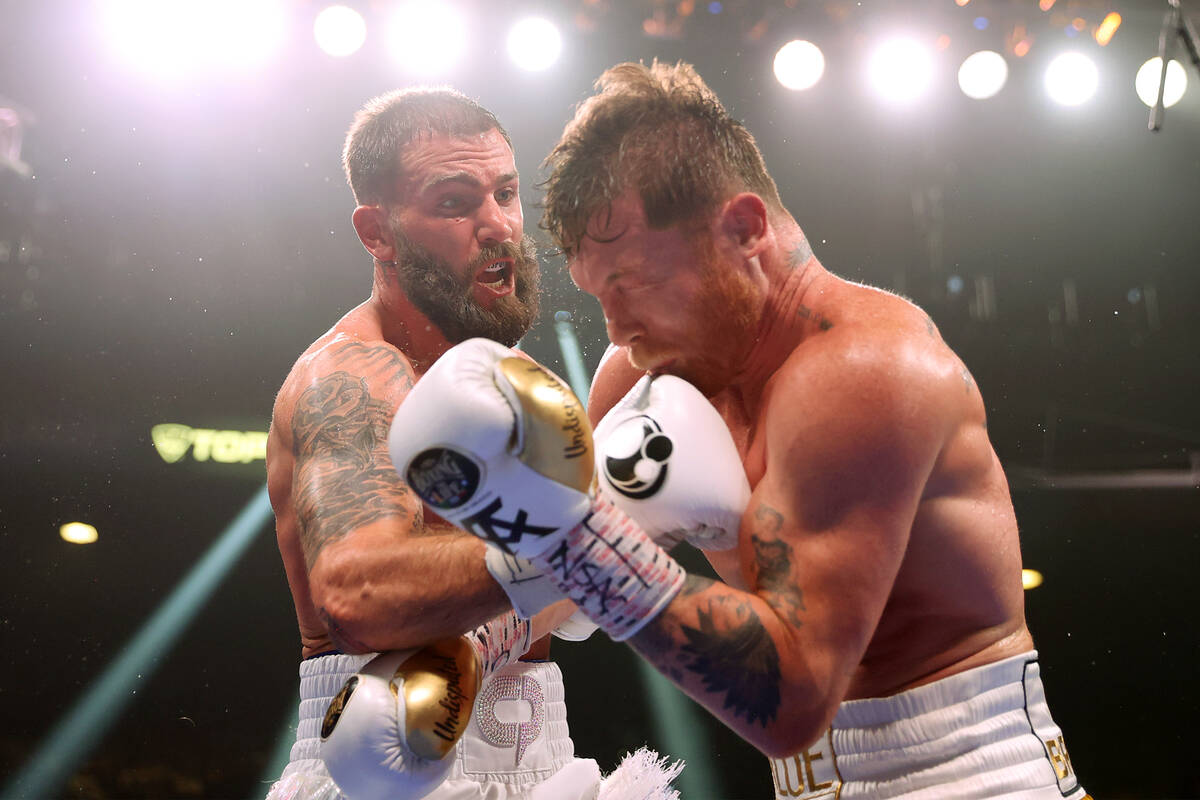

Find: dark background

[2,0,1197,798]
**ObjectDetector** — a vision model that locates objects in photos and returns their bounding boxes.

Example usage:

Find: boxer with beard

[264,88,679,800]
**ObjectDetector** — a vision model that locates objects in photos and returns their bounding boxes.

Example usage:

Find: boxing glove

[388,339,685,641]
[594,375,749,552]
[387,338,594,560]
[320,639,479,800]
[322,612,532,799]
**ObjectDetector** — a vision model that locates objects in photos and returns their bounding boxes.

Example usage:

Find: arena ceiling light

[867,37,935,105]
[314,5,367,58]
[1135,57,1188,108]
[100,0,286,78]
[957,50,1008,100]
[60,522,99,545]
[387,1,467,76]
[1043,52,1099,106]
[507,17,563,72]
[773,40,825,91]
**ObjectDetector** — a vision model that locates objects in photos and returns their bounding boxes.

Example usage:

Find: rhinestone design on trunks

[475,672,546,767]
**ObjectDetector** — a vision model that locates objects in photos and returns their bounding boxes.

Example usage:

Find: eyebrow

[423,171,519,193]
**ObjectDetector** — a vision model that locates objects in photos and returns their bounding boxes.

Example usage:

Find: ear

[719,193,768,256]
[351,205,395,263]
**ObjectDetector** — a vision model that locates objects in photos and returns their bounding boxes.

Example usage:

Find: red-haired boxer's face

[569,192,759,396]
[386,129,539,346]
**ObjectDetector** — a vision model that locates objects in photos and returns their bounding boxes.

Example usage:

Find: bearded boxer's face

[570,194,759,394]
[386,226,540,347]
[384,129,540,347]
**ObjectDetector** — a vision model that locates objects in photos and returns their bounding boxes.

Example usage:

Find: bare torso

[595,269,1033,702]
[716,274,1032,698]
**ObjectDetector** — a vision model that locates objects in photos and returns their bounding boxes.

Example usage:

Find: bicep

[290,342,424,568]
[747,378,938,675]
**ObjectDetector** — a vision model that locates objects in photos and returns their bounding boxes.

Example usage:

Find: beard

[628,240,760,395]
[388,230,541,348]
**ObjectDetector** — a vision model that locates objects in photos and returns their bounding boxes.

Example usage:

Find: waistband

[768,651,1087,800]
[283,653,574,790]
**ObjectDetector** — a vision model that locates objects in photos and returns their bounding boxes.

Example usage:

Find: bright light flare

[868,38,935,105]
[387,1,467,76]
[61,522,99,545]
[507,17,562,72]
[1022,569,1044,590]
[1135,57,1188,108]
[314,5,367,58]
[1094,12,1121,46]
[773,40,825,90]
[1044,52,1098,106]
[958,50,1008,99]
[100,0,287,78]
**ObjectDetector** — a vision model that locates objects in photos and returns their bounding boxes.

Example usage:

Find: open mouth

[475,259,514,293]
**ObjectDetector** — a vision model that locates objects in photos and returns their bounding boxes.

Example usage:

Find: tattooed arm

[622,340,956,757]
[285,338,516,653]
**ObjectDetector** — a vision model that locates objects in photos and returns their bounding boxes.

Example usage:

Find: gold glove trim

[496,357,594,493]
[392,637,481,761]
[320,676,358,740]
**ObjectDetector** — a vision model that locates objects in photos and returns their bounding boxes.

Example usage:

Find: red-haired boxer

[389,61,1090,800]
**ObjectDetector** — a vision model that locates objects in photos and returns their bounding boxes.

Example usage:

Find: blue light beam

[2,484,274,800]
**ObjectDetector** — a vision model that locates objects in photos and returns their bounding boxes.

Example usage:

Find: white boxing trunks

[768,652,1088,800]
[266,654,601,800]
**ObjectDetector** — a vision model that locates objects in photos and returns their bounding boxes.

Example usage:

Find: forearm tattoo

[292,342,420,567]
[636,575,783,729]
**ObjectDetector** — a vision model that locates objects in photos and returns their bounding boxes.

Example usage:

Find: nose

[603,302,643,348]
[476,196,514,246]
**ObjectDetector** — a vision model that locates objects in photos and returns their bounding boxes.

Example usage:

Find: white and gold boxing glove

[321,613,532,799]
[387,338,685,641]
[320,639,477,800]
[594,374,749,552]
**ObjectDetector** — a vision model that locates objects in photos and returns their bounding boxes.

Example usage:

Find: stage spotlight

[101,0,286,77]
[218,0,288,69]
[1044,52,1098,106]
[60,522,99,545]
[868,38,934,105]
[507,17,562,72]
[1135,57,1187,108]
[388,1,467,76]
[958,50,1008,99]
[101,0,200,76]
[314,5,367,58]
[774,40,825,90]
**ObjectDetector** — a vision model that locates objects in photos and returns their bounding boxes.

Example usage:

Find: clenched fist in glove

[321,612,531,799]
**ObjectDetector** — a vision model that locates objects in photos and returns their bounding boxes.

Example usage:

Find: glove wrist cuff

[531,493,686,642]
[484,547,562,619]
[467,611,533,678]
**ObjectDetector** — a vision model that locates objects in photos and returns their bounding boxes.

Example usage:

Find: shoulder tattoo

[291,343,421,567]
